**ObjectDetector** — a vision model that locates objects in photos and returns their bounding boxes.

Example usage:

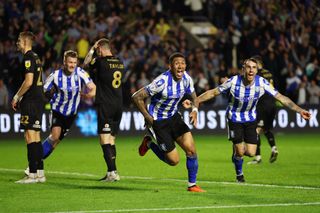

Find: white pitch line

[1,167,320,190]
[38,202,320,213]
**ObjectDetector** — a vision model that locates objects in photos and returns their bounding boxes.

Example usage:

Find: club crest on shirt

[156,79,165,87]
[183,79,188,88]
[25,60,31,69]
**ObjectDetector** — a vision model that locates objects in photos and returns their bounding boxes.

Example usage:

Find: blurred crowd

[0,0,320,110]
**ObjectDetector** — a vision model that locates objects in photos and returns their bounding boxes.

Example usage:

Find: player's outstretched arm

[182,87,220,109]
[132,88,154,127]
[275,93,311,120]
[197,87,221,104]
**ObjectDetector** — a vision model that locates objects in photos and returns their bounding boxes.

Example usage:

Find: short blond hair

[97,38,110,49]
[19,31,35,43]
[64,50,78,61]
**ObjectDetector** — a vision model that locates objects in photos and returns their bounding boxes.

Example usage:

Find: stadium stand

[0,0,320,108]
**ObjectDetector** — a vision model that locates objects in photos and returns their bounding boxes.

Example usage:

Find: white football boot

[15,173,38,184]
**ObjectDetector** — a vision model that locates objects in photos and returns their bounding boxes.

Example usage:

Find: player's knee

[235,151,244,157]
[167,159,179,166]
[166,157,180,166]
[246,152,255,157]
[234,145,245,157]
[50,134,60,142]
[185,149,196,157]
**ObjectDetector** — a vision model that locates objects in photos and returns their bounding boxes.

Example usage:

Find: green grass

[0,134,320,212]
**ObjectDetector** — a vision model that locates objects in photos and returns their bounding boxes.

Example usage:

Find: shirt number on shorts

[20,115,29,124]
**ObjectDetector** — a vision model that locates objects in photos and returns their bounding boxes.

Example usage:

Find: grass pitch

[0,134,319,212]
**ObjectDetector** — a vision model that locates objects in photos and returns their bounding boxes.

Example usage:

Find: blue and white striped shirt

[145,70,195,121]
[44,67,92,116]
[218,75,278,123]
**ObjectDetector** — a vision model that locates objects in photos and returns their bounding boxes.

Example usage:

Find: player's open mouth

[177,70,183,78]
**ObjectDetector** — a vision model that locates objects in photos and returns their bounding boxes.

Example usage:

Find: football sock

[186,154,198,186]
[233,156,243,176]
[36,142,44,170]
[42,137,54,159]
[149,142,166,162]
[27,142,37,173]
[101,144,116,171]
[231,145,235,162]
[111,144,116,157]
[265,131,275,147]
[256,135,261,156]
[111,144,117,170]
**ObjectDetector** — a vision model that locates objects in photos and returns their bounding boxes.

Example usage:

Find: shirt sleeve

[262,77,278,97]
[79,68,93,85]
[43,72,55,92]
[184,74,195,94]
[145,75,165,96]
[23,54,35,75]
[218,76,233,94]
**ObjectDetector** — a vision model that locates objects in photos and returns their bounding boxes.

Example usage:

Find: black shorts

[256,104,276,130]
[50,110,76,140]
[227,120,258,144]
[152,113,190,153]
[20,102,44,131]
[97,104,122,135]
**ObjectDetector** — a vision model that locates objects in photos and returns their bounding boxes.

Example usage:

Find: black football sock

[27,142,37,173]
[101,144,116,171]
[265,131,275,148]
[256,135,261,156]
[36,142,44,170]
[111,144,117,170]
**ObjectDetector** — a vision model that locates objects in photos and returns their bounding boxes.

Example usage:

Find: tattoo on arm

[198,88,220,104]
[276,93,302,113]
[134,88,149,101]
[132,88,151,119]
[190,92,199,108]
